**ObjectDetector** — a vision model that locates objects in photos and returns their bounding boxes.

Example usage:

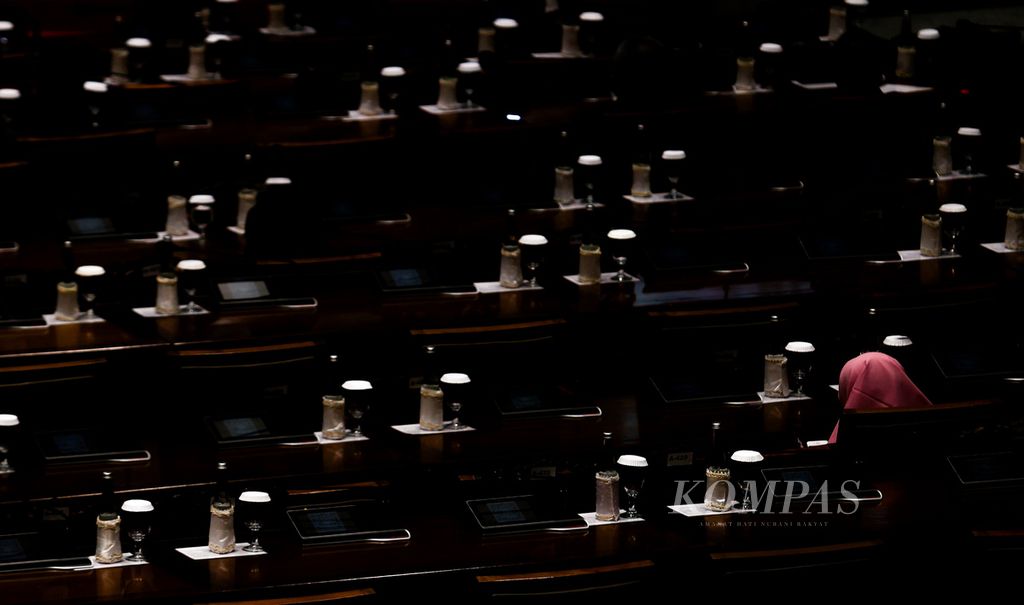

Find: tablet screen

[466,495,581,531]
[218,280,271,301]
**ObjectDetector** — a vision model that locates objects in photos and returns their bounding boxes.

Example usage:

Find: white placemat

[43,313,105,326]
[880,83,932,94]
[86,556,149,569]
[473,281,542,294]
[259,26,316,36]
[624,192,695,204]
[668,503,746,517]
[176,544,267,561]
[806,440,830,447]
[391,422,475,436]
[982,242,1021,254]
[336,110,399,123]
[758,391,810,404]
[578,512,644,527]
[563,272,637,286]
[227,226,245,236]
[160,74,219,84]
[419,104,486,115]
[535,200,606,212]
[132,305,211,318]
[1008,164,1024,174]
[829,384,839,392]
[314,431,370,444]
[531,51,592,59]
[897,249,959,262]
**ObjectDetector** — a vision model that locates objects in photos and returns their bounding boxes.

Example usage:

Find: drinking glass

[176,259,206,313]
[730,450,764,511]
[518,234,548,287]
[238,491,271,552]
[457,62,482,108]
[577,155,602,204]
[957,127,981,174]
[616,454,648,518]
[189,195,215,241]
[661,150,686,199]
[380,66,406,114]
[0,414,18,475]
[939,203,967,254]
[120,499,154,562]
[75,265,105,319]
[606,229,636,282]
[342,380,372,436]
[784,341,815,395]
[441,372,471,429]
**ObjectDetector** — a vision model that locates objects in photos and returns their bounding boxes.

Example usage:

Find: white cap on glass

[519,234,548,246]
[381,66,406,78]
[121,499,154,512]
[239,491,271,503]
[458,61,482,74]
[0,414,19,427]
[75,265,106,277]
[0,21,13,32]
[917,28,940,41]
[844,0,868,6]
[493,18,519,29]
[939,203,967,213]
[661,150,686,160]
[84,81,109,94]
[265,177,292,186]
[577,154,602,166]
[0,89,20,100]
[730,450,764,463]
[441,373,471,385]
[608,229,637,240]
[957,127,981,137]
[580,12,604,22]
[785,341,815,353]
[189,194,215,205]
[617,454,648,467]
[759,42,783,54]
[342,380,373,391]
[176,259,206,271]
[126,38,152,49]
[883,335,913,347]
[206,34,233,44]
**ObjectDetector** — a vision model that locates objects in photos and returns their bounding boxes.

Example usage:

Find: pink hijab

[829,352,932,443]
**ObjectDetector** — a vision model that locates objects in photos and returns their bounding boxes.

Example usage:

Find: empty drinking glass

[577,155,602,204]
[176,259,206,313]
[606,229,637,282]
[238,491,271,552]
[75,265,105,319]
[616,454,647,518]
[120,499,154,562]
[518,234,548,287]
[342,380,372,436]
[661,150,686,199]
[457,61,482,108]
[188,194,215,241]
[440,372,471,429]
[784,341,815,395]
[939,203,967,254]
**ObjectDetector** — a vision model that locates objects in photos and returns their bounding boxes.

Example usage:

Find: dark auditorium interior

[0,0,1023,601]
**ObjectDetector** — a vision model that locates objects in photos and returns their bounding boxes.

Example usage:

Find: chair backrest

[167,340,322,417]
[837,399,1002,459]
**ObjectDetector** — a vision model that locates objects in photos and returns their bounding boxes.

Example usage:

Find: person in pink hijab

[829,352,932,443]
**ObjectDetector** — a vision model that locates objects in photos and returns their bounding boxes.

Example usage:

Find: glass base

[242,543,264,553]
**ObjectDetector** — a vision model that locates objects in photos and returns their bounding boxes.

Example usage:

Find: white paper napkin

[176,544,267,561]
[391,422,475,436]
